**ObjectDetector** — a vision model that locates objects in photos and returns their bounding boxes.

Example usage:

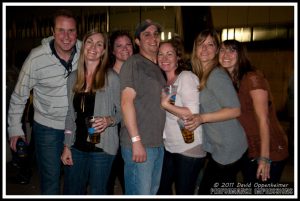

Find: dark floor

[4,153,295,197]
[3,119,296,197]
[4,158,124,196]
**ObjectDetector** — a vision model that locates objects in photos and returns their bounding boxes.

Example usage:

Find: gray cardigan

[64,69,121,155]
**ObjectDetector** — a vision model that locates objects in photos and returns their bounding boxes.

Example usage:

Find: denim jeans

[63,147,115,195]
[33,121,64,195]
[157,149,205,195]
[121,146,164,195]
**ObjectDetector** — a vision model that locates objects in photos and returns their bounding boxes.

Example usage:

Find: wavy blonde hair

[73,29,109,93]
[191,29,220,91]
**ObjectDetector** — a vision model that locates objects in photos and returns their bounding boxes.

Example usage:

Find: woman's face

[84,33,105,61]
[219,43,238,73]
[195,35,218,64]
[157,43,178,73]
[113,35,133,62]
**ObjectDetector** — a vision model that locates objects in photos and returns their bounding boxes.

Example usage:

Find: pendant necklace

[167,75,178,85]
[80,93,85,113]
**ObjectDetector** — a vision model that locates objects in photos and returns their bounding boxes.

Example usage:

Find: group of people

[7,8,289,196]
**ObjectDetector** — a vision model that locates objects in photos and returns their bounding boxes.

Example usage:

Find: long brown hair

[221,39,256,90]
[73,29,109,93]
[191,29,220,91]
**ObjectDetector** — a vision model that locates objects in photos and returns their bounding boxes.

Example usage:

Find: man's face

[136,25,160,55]
[53,16,77,53]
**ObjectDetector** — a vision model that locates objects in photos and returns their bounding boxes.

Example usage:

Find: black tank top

[73,92,103,152]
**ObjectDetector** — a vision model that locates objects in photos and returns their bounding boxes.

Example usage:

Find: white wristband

[64,130,72,135]
[131,135,141,143]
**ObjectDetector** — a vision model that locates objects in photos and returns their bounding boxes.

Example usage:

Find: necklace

[167,75,178,85]
[80,93,86,113]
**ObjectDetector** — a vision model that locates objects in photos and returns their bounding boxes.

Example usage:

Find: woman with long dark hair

[219,39,289,184]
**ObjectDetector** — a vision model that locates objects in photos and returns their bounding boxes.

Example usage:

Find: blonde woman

[184,29,248,194]
[61,30,121,195]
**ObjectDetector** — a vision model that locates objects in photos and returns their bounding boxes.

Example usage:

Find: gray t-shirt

[200,67,248,165]
[119,54,166,148]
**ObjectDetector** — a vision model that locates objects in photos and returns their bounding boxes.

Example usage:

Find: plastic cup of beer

[163,85,178,105]
[177,118,194,143]
[85,116,101,144]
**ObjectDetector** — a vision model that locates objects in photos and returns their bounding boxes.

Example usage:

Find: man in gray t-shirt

[119,19,166,195]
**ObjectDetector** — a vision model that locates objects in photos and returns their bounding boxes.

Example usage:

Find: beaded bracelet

[256,157,272,164]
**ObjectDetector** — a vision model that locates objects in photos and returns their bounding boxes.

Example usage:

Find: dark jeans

[241,156,287,184]
[157,149,205,195]
[198,152,245,195]
[107,147,125,194]
[63,147,115,195]
[33,121,64,195]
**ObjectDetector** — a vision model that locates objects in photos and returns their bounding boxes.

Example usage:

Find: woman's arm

[184,107,241,131]
[61,73,76,166]
[161,72,200,119]
[250,88,271,181]
[161,92,192,118]
[184,68,241,131]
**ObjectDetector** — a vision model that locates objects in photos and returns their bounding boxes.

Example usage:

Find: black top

[73,92,102,152]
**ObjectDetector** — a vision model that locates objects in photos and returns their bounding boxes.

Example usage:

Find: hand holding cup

[85,116,101,144]
[177,118,194,143]
[162,85,178,105]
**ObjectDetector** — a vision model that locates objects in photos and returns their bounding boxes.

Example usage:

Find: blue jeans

[157,149,205,195]
[33,121,64,195]
[121,146,164,195]
[63,147,115,195]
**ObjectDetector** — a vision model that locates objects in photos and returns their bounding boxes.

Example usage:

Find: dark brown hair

[159,36,189,76]
[108,30,134,67]
[52,9,77,29]
[221,39,256,89]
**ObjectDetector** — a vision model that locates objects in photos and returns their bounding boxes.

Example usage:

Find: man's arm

[121,87,146,163]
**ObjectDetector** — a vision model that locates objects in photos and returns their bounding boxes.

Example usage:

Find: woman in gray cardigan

[60,29,121,195]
